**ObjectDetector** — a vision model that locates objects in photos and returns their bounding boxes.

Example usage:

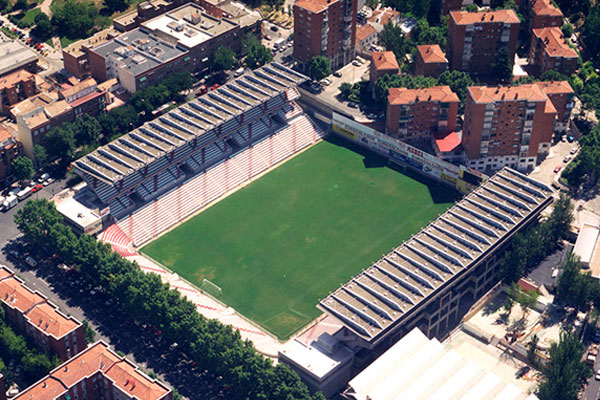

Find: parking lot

[529,137,578,188]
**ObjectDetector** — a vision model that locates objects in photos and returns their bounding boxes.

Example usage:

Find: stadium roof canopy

[318,168,553,343]
[74,62,306,185]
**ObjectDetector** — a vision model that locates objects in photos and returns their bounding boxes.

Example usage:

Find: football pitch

[142,136,458,339]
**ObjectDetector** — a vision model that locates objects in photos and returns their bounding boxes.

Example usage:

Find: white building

[343,327,539,400]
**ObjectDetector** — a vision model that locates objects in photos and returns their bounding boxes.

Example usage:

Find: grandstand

[318,168,554,346]
[73,63,320,245]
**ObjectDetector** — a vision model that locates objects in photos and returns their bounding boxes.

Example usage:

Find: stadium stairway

[99,224,136,257]
[115,115,325,247]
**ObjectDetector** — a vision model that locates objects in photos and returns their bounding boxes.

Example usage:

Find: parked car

[32,183,43,193]
[352,60,361,67]
[270,25,278,32]
[367,113,377,119]
[210,83,220,91]
[570,147,578,155]
[264,34,271,41]
[563,156,571,163]
[567,135,574,143]
[554,165,562,173]
[38,173,50,183]
[348,102,358,108]
[333,71,342,78]
[25,256,38,267]
[43,177,54,186]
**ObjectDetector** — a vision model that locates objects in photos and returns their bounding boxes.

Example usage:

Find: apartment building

[528,0,562,30]
[12,78,108,157]
[369,51,399,83]
[386,86,459,140]
[462,84,557,172]
[89,3,258,93]
[415,44,448,77]
[537,80,575,133]
[447,10,520,76]
[0,126,23,185]
[62,29,120,78]
[15,341,172,400]
[293,0,357,70]
[0,41,38,77]
[0,69,38,115]
[355,24,377,56]
[529,27,578,77]
[367,7,400,33]
[0,266,85,362]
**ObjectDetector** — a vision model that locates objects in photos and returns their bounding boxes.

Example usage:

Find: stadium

[69,62,461,341]
[70,62,553,362]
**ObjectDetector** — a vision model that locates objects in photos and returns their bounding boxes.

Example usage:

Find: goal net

[201,279,222,298]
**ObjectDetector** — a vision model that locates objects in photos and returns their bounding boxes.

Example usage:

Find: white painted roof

[345,327,539,400]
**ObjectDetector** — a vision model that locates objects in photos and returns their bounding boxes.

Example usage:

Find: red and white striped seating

[116,115,324,247]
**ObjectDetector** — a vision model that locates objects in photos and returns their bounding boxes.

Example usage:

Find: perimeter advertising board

[331,112,486,193]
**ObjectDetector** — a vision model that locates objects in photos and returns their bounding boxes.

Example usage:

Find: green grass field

[142,137,458,339]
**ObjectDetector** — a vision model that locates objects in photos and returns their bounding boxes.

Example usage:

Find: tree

[45,125,76,162]
[538,330,591,400]
[379,22,407,63]
[492,46,513,83]
[366,0,378,9]
[13,0,27,10]
[583,5,600,59]
[14,199,63,248]
[338,82,353,99]
[72,114,101,146]
[98,104,139,139]
[374,73,437,103]
[212,46,236,72]
[557,253,594,310]
[51,0,98,39]
[562,23,574,39]
[11,156,34,184]
[82,319,95,343]
[246,43,273,69]
[0,0,9,12]
[527,334,539,367]
[104,0,127,13]
[437,70,473,109]
[31,12,52,41]
[308,56,331,82]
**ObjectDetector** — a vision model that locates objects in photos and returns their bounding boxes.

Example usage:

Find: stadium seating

[116,115,324,247]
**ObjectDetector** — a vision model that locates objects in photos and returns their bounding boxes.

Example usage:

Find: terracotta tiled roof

[450,9,520,25]
[371,51,399,71]
[531,0,563,17]
[467,84,549,104]
[25,302,79,339]
[388,85,459,105]
[0,126,12,144]
[417,45,447,64]
[368,7,400,26]
[537,80,574,95]
[0,69,34,90]
[295,0,330,14]
[533,27,577,59]
[60,77,97,99]
[434,131,461,152]
[15,342,171,400]
[356,24,377,42]
[0,276,45,313]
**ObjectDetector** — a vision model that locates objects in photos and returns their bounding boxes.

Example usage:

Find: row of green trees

[0,308,60,386]
[499,193,574,285]
[14,199,325,400]
[39,72,193,166]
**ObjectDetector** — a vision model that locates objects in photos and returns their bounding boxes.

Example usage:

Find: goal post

[201,278,222,298]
